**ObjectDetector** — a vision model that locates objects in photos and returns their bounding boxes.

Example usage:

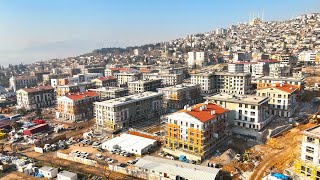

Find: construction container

[24,124,49,135]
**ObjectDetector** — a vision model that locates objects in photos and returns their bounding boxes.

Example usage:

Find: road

[249,123,315,180]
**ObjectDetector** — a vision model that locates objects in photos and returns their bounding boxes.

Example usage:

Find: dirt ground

[0,171,45,180]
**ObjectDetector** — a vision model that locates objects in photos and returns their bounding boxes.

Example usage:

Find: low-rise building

[43,73,69,84]
[57,171,78,180]
[56,91,98,122]
[143,73,184,86]
[88,87,128,101]
[56,82,95,96]
[9,76,38,92]
[16,86,55,110]
[294,125,320,179]
[133,156,221,180]
[39,166,58,179]
[164,102,228,161]
[257,83,299,118]
[94,92,163,131]
[158,84,202,112]
[91,76,117,88]
[205,93,271,139]
[128,79,162,94]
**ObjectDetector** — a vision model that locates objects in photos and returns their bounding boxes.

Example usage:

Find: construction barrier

[57,152,97,167]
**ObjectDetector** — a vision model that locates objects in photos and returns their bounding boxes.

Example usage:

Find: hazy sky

[0,0,319,66]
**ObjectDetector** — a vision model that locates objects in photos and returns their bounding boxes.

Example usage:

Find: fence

[57,152,97,167]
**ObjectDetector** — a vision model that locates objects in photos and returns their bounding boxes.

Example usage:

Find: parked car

[105,158,114,164]
[118,163,127,168]
[92,142,101,148]
[97,148,105,152]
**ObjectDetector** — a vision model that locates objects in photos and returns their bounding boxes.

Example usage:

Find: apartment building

[105,67,134,77]
[164,102,228,161]
[56,91,98,122]
[143,73,184,87]
[190,72,251,95]
[94,92,163,131]
[257,83,299,118]
[269,63,291,77]
[187,51,208,69]
[158,84,202,112]
[115,72,142,86]
[9,76,38,92]
[294,125,320,179]
[30,71,50,82]
[16,85,55,110]
[128,79,162,94]
[299,51,317,66]
[91,76,117,88]
[56,82,95,96]
[255,76,305,94]
[205,93,271,139]
[88,87,128,101]
[43,73,69,84]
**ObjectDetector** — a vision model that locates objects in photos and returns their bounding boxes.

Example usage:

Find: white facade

[300,126,320,166]
[269,63,291,77]
[187,51,208,68]
[57,171,78,180]
[299,51,317,65]
[39,166,58,179]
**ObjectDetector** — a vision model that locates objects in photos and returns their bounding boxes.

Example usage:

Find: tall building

[190,72,252,95]
[294,125,320,179]
[16,86,55,110]
[269,63,291,77]
[56,91,98,122]
[158,84,202,112]
[94,92,163,131]
[9,76,38,92]
[298,51,317,66]
[257,83,299,118]
[115,72,142,87]
[164,102,228,161]
[56,82,95,96]
[128,79,162,94]
[205,93,271,140]
[143,73,184,87]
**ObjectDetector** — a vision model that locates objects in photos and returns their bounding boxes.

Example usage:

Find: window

[306,155,313,161]
[239,104,242,107]
[306,146,314,154]
[278,94,281,98]
[251,112,255,116]
[191,124,194,128]
[245,104,248,108]
[251,105,255,110]
[307,137,315,143]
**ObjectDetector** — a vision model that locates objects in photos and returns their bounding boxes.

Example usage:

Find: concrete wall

[57,152,97,167]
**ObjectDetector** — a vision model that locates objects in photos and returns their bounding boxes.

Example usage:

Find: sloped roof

[66,91,98,100]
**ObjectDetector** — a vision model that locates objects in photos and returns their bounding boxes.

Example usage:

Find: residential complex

[43,73,70,84]
[158,84,202,112]
[128,79,162,94]
[115,72,142,86]
[94,92,163,131]
[257,83,299,118]
[56,91,98,122]
[16,85,55,111]
[205,93,271,139]
[164,102,228,160]
[143,73,184,86]
[88,87,128,101]
[187,51,208,69]
[255,76,305,94]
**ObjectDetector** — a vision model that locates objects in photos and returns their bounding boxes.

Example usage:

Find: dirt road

[249,123,315,180]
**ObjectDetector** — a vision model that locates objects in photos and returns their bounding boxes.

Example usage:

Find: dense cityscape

[1,5,320,180]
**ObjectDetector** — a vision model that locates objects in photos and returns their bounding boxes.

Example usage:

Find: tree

[36,108,42,118]
[17,107,27,116]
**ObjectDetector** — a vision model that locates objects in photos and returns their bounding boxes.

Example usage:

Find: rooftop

[66,91,98,100]
[158,83,199,91]
[14,76,37,80]
[97,76,117,81]
[258,83,299,93]
[302,125,320,139]
[88,87,127,93]
[95,92,162,107]
[255,76,305,81]
[177,103,228,123]
[58,171,77,178]
[128,79,161,84]
[134,156,220,180]
[205,93,269,105]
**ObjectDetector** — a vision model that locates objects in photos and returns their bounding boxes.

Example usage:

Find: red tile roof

[66,91,98,100]
[139,69,151,73]
[108,68,131,72]
[22,85,54,93]
[258,60,279,63]
[274,83,299,93]
[180,103,228,123]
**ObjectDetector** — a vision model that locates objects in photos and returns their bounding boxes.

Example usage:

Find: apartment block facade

[128,79,162,94]
[91,76,117,88]
[10,76,38,92]
[143,73,184,87]
[16,85,55,110]
[56,82,95,96]
[190,72,252,95]
[94,92,163,131]
[115,72,142,86]
[56,91,98,122]
[257,83,299,118]
[165,103,228,160]
[294,125,320,180]
[256,76,305,95]
[158,84,202,112]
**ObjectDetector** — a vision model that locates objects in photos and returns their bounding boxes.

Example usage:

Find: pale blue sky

[0,0,319,66]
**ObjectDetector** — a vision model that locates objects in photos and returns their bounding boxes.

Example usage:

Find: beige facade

[88,87,128,101]
[128,79,162,94]
[16,86,55,110]
[143,73,184,87]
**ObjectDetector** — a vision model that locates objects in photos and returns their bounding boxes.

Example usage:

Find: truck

[179,155,189,163]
